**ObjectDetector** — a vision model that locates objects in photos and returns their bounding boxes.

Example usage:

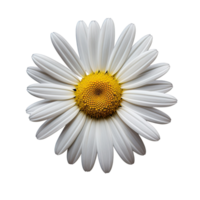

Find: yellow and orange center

[75,72,122,119]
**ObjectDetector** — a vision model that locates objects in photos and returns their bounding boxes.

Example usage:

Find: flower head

[27,18,177,173]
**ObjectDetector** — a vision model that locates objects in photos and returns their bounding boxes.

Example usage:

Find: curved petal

[26,99,52,114]
[76,21,92,73]
[51,32,86,77]
[108,117,134,164]
[55,112,86,155]
[117,107,160,141]
[32,54,79,85]
[121,63,170,90]
[116,49,158,83]
[81,119,97,171]
[98,18,115,72]
[122,101,171,124]
[30,100,76,122]
[122,90,177,107]
[27,83,75,100]
[134,80,173,93]
[96,119,113,173]
[67,117,90,164]
[88,21,100,72]
[106,24,135,75]
[36,106,79,140]
[114,114,146,155]
[27,67,75,87]
[127,34,153,62]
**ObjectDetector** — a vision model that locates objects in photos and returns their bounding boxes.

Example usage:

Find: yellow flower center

[75,72,122,119]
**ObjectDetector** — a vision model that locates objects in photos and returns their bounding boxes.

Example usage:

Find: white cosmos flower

[26,18,177,173]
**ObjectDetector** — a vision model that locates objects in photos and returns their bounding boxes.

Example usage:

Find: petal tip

[34,133,43,141]
[153,135,160,141]
[32,54,41,62]
[48,31,59,39]
[29,53,34,60]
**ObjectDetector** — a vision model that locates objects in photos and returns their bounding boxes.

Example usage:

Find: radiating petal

[116,49,158,83]
[27,67,74,87]
[55,112,86,155]
[121,63,170,89]
[127,34,153,62]
[36,106,79,140]
[26,99,52,114]
[51,32,86,77]
[122,101,171,124]
[88,21,100,72]
[96,119,113,173]
[108,117,134,164]
[81,119,97,171]
[27,83,75,100]
[117,107,160,141]
[114,114,146,155]
[76,21,92,73]
[122,90,177,107]
[67,117,90,164]
[32,54,79,85]
[30,100,76,122]
[134,80,173,93]
[106,24,135,75]
[98,18,115,72]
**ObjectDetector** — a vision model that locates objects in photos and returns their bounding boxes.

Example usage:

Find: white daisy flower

[27,18,177,173]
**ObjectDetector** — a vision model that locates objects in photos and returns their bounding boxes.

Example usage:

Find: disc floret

[75,72,122,119]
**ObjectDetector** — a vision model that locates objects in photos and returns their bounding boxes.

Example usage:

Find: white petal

[108,117,134,164]
[32,54,79,85]
[98,18,115,72]
[30,100,75,122]
[127,34,153,62]
[55,112,86,155]
[121,63,170,89]
[114,114,146,155]
[122,101,171,124]
[134,80,173,93]
[88,21,100,72]
[27,83,75,100]
[81,119,97,171]
[36,106,79,140]
[76,21,92,74]
[122,90,177,107]
[27,67,75,87]
[67,117,90,164]
[96,119,113,173]
[26,100,52,114]
[51,32,86,77]
[117,107,160,141]
[116,49,158,83]
[106,24,135,75]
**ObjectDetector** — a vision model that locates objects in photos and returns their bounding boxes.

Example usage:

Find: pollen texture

[75,72,122,119]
